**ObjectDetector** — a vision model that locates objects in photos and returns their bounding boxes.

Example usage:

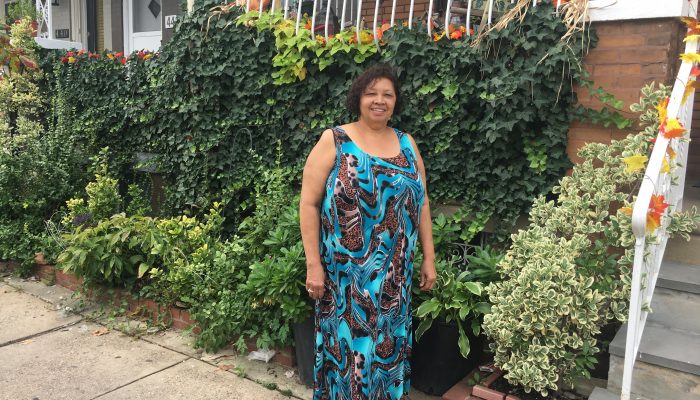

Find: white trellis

[35,0,53,39]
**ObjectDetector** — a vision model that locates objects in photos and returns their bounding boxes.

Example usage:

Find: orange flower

[450,30,463,40]
[459,26,466,33]
[662,118,686,139]
[304,19,311,30]
[619,194,670,233]
[106,53,115,60]
[360,31,373,44]
[315,34,326,46]
[656,97,669,129]
[646,194,669,232]
[692,65,700,77]
[67,56,76,64]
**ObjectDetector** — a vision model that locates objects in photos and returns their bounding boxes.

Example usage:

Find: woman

[299,64,437,399]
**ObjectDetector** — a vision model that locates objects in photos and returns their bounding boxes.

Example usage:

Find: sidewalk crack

[89,358,190,399]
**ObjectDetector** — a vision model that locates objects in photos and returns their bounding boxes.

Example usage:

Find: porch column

[0,1,5,22]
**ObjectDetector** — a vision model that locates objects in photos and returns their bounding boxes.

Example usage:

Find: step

[588,387,619,400]
[646,286,700,333]
[679,185,700,236]
[587,387,652,400]
[657,260,700,296]
[664,233,700,265]
[608,346,700,400]
[609,323,700,377]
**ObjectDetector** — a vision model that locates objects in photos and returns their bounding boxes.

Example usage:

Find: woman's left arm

[407,134,437,291]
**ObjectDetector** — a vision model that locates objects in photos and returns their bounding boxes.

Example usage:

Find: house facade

[1,0,184,53]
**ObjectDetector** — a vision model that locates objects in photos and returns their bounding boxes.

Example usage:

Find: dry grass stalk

[472,0,589,47]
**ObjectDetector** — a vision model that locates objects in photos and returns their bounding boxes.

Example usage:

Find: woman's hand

[306,264,326,300]
[419,258,437,291]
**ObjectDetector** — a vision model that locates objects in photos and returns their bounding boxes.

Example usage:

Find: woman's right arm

[300,129,336,300]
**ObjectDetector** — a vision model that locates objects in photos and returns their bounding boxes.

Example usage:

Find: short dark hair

[346,64,403,116]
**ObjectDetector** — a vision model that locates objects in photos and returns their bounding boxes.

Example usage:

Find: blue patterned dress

[313,126,425,400]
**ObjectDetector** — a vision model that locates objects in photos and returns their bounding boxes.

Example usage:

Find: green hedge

[42,0,593,234]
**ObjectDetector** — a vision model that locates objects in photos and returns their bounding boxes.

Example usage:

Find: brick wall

[360,0,429,25]
[568,18,686,164]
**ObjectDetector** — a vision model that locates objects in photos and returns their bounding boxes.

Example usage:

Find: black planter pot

[293,315,315,388]
[410,319,483,396]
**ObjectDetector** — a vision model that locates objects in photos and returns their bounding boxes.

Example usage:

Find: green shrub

[106,0,595,235]
[483,84,700,395]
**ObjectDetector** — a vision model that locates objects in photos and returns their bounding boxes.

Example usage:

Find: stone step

[657,260,700,296]
[647,286,700,334]
[588,387,620,400]
[664,233,700,265]
[680,185,700,236]
[607,345,700,400]
[609,322,700,377]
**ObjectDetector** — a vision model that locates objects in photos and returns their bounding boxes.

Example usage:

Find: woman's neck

[355,117,389,136]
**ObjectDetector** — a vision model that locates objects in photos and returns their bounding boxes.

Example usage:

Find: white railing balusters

[284,0,290,19]
[621,36,698,400]
[270,0,277,14]
[355,0,363,44]
[390,0,397,27]
[246,0,251,13]
[295,0,303,34]
[427,0,434,37]
[444,0,453,35]
[311,0,318,38]
[408,0,415,29]
[259,0,264,18]
[466,0,472,35]
[372,0,380,44]
[487,0,493,26]
[325,0,332,39]
[340,0,348,29]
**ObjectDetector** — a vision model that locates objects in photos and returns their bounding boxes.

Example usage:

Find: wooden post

[187,0,194,13]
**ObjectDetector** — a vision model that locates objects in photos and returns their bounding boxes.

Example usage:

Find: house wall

[568,18,686,163]
[161,0,181,45]
[589,0,696,22]
[103,0,113,50]
[110,0,123,51]
[52,0,72,39]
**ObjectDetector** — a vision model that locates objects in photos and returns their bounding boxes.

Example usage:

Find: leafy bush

[0,20,85,274]
[483,84,700,395]
[96,0,595,235]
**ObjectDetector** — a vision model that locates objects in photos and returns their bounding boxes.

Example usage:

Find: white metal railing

[244,0,560,41]
[35,0,53,39]
[621,34,699,400]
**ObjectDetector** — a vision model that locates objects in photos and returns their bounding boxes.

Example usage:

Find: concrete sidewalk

[0,276,440,400]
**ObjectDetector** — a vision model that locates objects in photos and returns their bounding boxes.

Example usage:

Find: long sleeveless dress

[313,126,425,400]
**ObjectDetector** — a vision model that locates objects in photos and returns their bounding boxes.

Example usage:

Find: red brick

[481,370,504,388]
[584,49,668,65]
[505,396,521,400]
[592,63,642,77]
[443,382,471,400]
[171,318,192,330]
[272,351,296,367]
[34,264,56,283]
[471,385,505,400]
[34,252,46,265]
[595,34,645,49]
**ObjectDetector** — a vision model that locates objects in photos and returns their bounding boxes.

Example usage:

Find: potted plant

[410,245,502,395]
[6,0,39,37]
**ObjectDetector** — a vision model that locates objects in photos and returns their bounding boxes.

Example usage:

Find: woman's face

[359,78,396,125]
